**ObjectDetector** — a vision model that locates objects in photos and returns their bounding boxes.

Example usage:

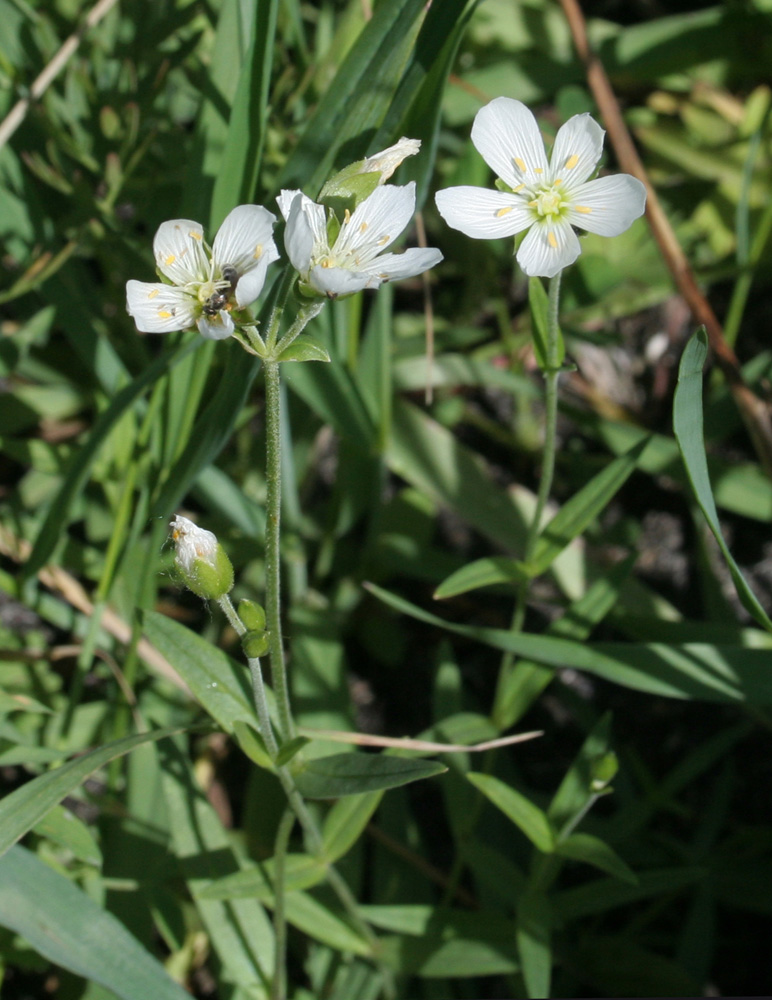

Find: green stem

[271,808,295,1000]
[273,300,324,357]
[263,359,294,742]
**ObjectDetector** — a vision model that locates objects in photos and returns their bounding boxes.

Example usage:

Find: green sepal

[178,546,234,600]
[319,166,381,217]
[529,277,565,371]
[233,720,273,769]
[238,599,266,631]
[241,630,270,659]
[277,336,331,363]
[494,177,514,193]
[589,751,618,792]
[275,736,311,767]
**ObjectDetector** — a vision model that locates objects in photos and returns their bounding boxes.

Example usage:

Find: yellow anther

[165,254,176,266]
[495,206,514,218]
[148,289,159,299]
[535,167,543,174]
[565,154,579,169]
[158,310,172,319]
[253,244,263,260]
[547,231,558,249]
[377,235,390,246]
[344,209,351,224]
[514,156,527,172]
[190,230,202,241]
[553,178,562,185]
[574,205,592,213]
[321,258,332,268]
[513,183,525,192]
[359,221,369,233]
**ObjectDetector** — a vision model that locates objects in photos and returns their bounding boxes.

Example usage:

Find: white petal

[549,113,605,186]
[471,97,548,188]
[212,205,278,305]
[126,280,197,334]
[171,515,218,572]
[282,194,317,274]
[196,309,235,340]
[153,219,209,285]
[308,265,372,298]
[516,220,581,278]
[359,247,443,283]
[363,137,421,182]
[435,186,532,239]
[335,183,416,262]
[566,174,647,236]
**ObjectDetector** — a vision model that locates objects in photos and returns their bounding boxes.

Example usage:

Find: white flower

[434,97,646,278]
[126,205,279,339]
[277,182,443,298]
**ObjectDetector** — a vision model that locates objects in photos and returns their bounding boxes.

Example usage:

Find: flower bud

[238,599,266,631]
[241,629,270,658]
[170,515,234,600]
[319,137,422,215]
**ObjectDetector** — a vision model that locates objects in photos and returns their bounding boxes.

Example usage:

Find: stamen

[148,289,159,299]
[565,154,579,170]
[158,310,172,319]
[377,235,390,246]
[360,221,368,233]
[534,167,543,174]
[344,209,351,224]
[547,232,558,249]
[513,183,525,192]
[574,205,592,213]
[514,156,526,172]
[496,206,514,217]
[253,244,263,259]
[165,254,176,266]
[190,230,202,241]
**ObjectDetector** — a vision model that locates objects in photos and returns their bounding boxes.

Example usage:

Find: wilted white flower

[277,182,442,298]
[435,97,646,278]
[170,515,233,599]
[126,205,279,339]
[360,137,421,183]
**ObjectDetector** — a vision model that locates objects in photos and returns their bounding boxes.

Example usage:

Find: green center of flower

[531,185,566,218]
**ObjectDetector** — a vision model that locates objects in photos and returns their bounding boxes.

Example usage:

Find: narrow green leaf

[367,583,772,704]
[527,436,649,577]
[516,888,552,1000]
[548,714,613,832]
[322,791,384,862]
[233,720,273,769]
[32,804,102,867]
[0,846,192,1000]
[0,691,52,714]
[199,854,326,901]
[275,735,310,767]
[434,556,527,600]
[282,891,372,956]
[293,752,446,799]
[556,833,638,884]
[673,328,772,631]
[0,727,182,858]
[467,773,555,852]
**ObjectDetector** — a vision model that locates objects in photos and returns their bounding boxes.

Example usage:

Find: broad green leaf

[322,791,384,862]
[516,888,552,1000]
[0,846,191,1000]
[367,583,772,704]
[673,328,772,631]
[199,853,327,901]
[277,335,331,363]
[32,804,102,867]
[556,833,637,883]
[467,773,555,852]
[0,727,182,858]
[141,611,260,733]
[24,338,199,579]
[293,752,446,799]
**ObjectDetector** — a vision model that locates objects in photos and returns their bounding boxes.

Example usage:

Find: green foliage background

[1,0,772,997]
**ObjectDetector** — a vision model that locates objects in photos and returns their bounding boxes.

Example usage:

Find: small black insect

[202,265,240,317]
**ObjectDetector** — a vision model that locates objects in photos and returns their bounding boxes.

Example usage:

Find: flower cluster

[126,139,441,340]
[435,97,646,278]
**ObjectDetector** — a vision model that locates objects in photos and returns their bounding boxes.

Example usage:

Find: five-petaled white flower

[126,205,279,339]
[435,98,646,278]
[277,182,443,298]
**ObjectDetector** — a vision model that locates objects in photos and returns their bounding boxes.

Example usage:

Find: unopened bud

[319,138,422,214]
[170,515,234,600]
[241,629,270,658]
[238,599,266,632]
